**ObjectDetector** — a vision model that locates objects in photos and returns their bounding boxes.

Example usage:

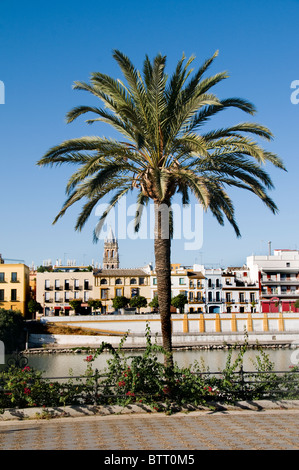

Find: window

[250,293,255,303]
[65,279,70,290]
[131,288,139,297]
[101,289,108,300]
[216,291,220,302]
[115,278,122,285]
[0,289,4,301]
[116,288,122,297]
[208,291,212,302]
[189,292,194,302]
[130,278,137,285]
[65,292,70,302]
[179,278,185,285]
[55,292,61,302]
[139,277,145,285]
[216,279,220,287]
[208,279,212,288]
[45,292,50,302]
[226,293,231,302]
[11,289,17,301]
[286,263,290,267]
[74,291,80,299]
[84,280,89,290]
[100,278,107,285]
[239,293,245,303]
[84,291,89,302]
[153,278,157,285]
[74,279,79,290]
[11,272,17,282]
[0,273,4,282]
[55,279,60,289]
[45,279,50,290]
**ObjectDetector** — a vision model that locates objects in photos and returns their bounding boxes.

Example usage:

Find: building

[194,266,224,313]
[102,227,119,269]
[36,265,98,316]
[222,267,260,313]
[0,261,30,316]
[150,264,205,313]
[247,249,299,313]
[94,266,152,313]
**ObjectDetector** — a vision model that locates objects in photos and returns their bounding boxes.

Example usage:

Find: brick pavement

[0,409,298,451]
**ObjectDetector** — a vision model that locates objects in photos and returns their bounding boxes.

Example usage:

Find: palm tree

[37,50,285,367]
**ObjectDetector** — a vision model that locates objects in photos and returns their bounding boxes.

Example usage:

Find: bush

[1,327,299,412]
[0,309,26,353]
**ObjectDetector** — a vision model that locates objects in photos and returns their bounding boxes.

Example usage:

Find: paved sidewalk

[0,408,298,450]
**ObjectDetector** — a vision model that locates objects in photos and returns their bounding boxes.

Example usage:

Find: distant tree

[171,294,188,313]
[149,297,159,311]
[0,309,26,352]
[87,299,102,314]
[27,299,43,318]
[129,296,147,313]
[69,299,82,314]
[112,296,129,311]
[295,300,299,311]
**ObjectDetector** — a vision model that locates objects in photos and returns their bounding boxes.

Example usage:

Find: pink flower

[24,388,31,395]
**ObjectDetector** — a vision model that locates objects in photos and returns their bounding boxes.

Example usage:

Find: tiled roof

[94,268,148,277]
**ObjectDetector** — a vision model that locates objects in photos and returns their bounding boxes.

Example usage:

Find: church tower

[102,227,119,269]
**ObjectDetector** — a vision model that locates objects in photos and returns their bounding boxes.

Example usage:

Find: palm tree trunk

[154,203,173,368]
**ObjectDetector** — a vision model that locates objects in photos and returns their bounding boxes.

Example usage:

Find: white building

[193,265,224,313]
[222,266,260,313]
[247,249,299,313]
[36,265,98,316]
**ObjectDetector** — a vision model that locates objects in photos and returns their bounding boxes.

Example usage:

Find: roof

[94,268,148,277]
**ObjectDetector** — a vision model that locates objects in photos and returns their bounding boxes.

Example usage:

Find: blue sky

[0,0,298,269]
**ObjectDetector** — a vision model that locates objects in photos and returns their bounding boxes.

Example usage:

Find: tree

[112,296,129,311]
[171,294,188,313]
[69,299,82,314]
[129,295,147,313]
[27,299,43,319]
[149,297,159,311]
[0,309,25,353]
[37,50,285,367]
[87,299,102,314]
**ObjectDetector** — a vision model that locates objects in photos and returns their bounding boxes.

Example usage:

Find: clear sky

[0,0,298,269]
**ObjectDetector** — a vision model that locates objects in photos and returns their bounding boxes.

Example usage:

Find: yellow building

[94,268,151,313]
[0,263,30,316]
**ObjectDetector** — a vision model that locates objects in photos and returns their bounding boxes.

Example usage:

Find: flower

[24,388,31,395]
[22,366,31,372]
[126,391,135,397]
[84,355,93,362]
[118,380,125,387]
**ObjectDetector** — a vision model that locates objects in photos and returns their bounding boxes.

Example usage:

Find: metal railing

[1,366,298,407]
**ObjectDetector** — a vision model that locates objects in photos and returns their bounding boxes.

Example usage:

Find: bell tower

[102,227,119,269]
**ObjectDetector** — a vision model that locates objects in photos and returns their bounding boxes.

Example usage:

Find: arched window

[100,278,107,285]
[115,278,122,285]
[130,278,137,285]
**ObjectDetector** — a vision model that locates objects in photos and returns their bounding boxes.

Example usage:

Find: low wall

[40,312,299,336]
[29,331,299,349]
